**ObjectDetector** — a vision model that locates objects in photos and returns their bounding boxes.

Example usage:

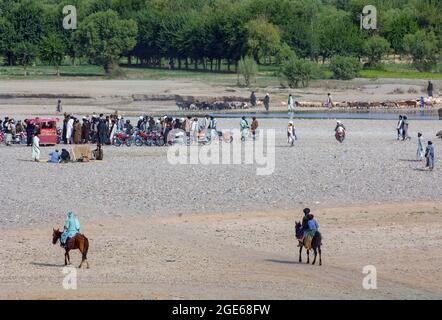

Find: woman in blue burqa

[61,211,81,246]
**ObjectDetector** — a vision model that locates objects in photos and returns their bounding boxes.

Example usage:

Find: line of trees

[0,0,440,78]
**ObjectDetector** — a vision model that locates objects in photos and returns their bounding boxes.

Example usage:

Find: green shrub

[108,67,127,79]
[404,30,440,72]
[329,56,361,80]
[275,42,297,65]
[238,56,258,86]
[279,57,317,88]
[363,36,390,67]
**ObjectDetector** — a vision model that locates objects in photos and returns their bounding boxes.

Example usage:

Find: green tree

[4,0,46,65]
[246,17,281,64]
[329,55,361,80]
[404,30,440,72]
[75,10,137,74]
[363,36,390,67]
[14,42,38,76]
[279,57,317,88]
[0,18,15,65]
[40,34,65,76]
[275,42,297,65]
[380,8,418,56]
[315,9,365,62]
[8,0,46,45]
[238,56,258,86]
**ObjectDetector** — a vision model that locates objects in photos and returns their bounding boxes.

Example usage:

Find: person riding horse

[298,208,319,249]
[61,211,81,248]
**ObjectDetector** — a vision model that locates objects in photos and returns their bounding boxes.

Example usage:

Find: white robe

[66,119,74,140]
[32,136,40,161]
[109,124,117,142]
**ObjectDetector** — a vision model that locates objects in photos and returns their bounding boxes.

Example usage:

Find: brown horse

[295,222,322,266]
[52,228,90,269]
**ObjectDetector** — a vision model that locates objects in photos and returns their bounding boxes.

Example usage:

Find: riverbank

[0,78,440,117]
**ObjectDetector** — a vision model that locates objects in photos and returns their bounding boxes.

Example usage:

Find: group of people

[168,115,220,144]
[239,116,259,141]
[396,115,411,141]
[60,113,225,146]
[46,144,104,164]
[1,117,37,146]
[61,113,130,145]
[249,92,336,112]
[396,115,435,171]
[417,133,435,171]
[250,92,271,111]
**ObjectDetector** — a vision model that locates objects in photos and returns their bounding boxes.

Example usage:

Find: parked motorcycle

[113,131,133,147]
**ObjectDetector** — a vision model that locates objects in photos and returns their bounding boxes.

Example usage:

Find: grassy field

[0,61,441,84]
[359,69,442,80]
[0,64,281,87]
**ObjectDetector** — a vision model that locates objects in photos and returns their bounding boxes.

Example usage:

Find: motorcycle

[134,130,148,146]
[148,130,165,146]
[57,128,62,144]
[335,129,346,143]
[113,131,134,147]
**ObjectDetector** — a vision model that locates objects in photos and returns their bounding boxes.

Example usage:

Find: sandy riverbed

[0,117,441,299]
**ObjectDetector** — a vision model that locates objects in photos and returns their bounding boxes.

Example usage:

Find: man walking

[427,80,433,98]
[326,93,334,109]
[288,94,294,113]
[56,100,62,113]
[251,117,259,141]
[184,116,192,144]
[250,91,257,108]
[396,115,403,141]
[264,93,270,112]
[425,141,434,171]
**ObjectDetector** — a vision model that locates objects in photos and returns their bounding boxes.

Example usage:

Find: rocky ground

[0,119,441,228]
[1,87,442,299]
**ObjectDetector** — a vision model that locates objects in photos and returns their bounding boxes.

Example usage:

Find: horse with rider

[52,211,90,268]
[295,208,322,265]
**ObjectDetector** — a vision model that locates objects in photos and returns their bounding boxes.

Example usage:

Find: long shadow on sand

[265,259,299,265]
[399,159,422,162]
[30,262,64,268]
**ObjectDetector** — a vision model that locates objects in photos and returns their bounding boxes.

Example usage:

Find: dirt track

[1,202,441,299]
